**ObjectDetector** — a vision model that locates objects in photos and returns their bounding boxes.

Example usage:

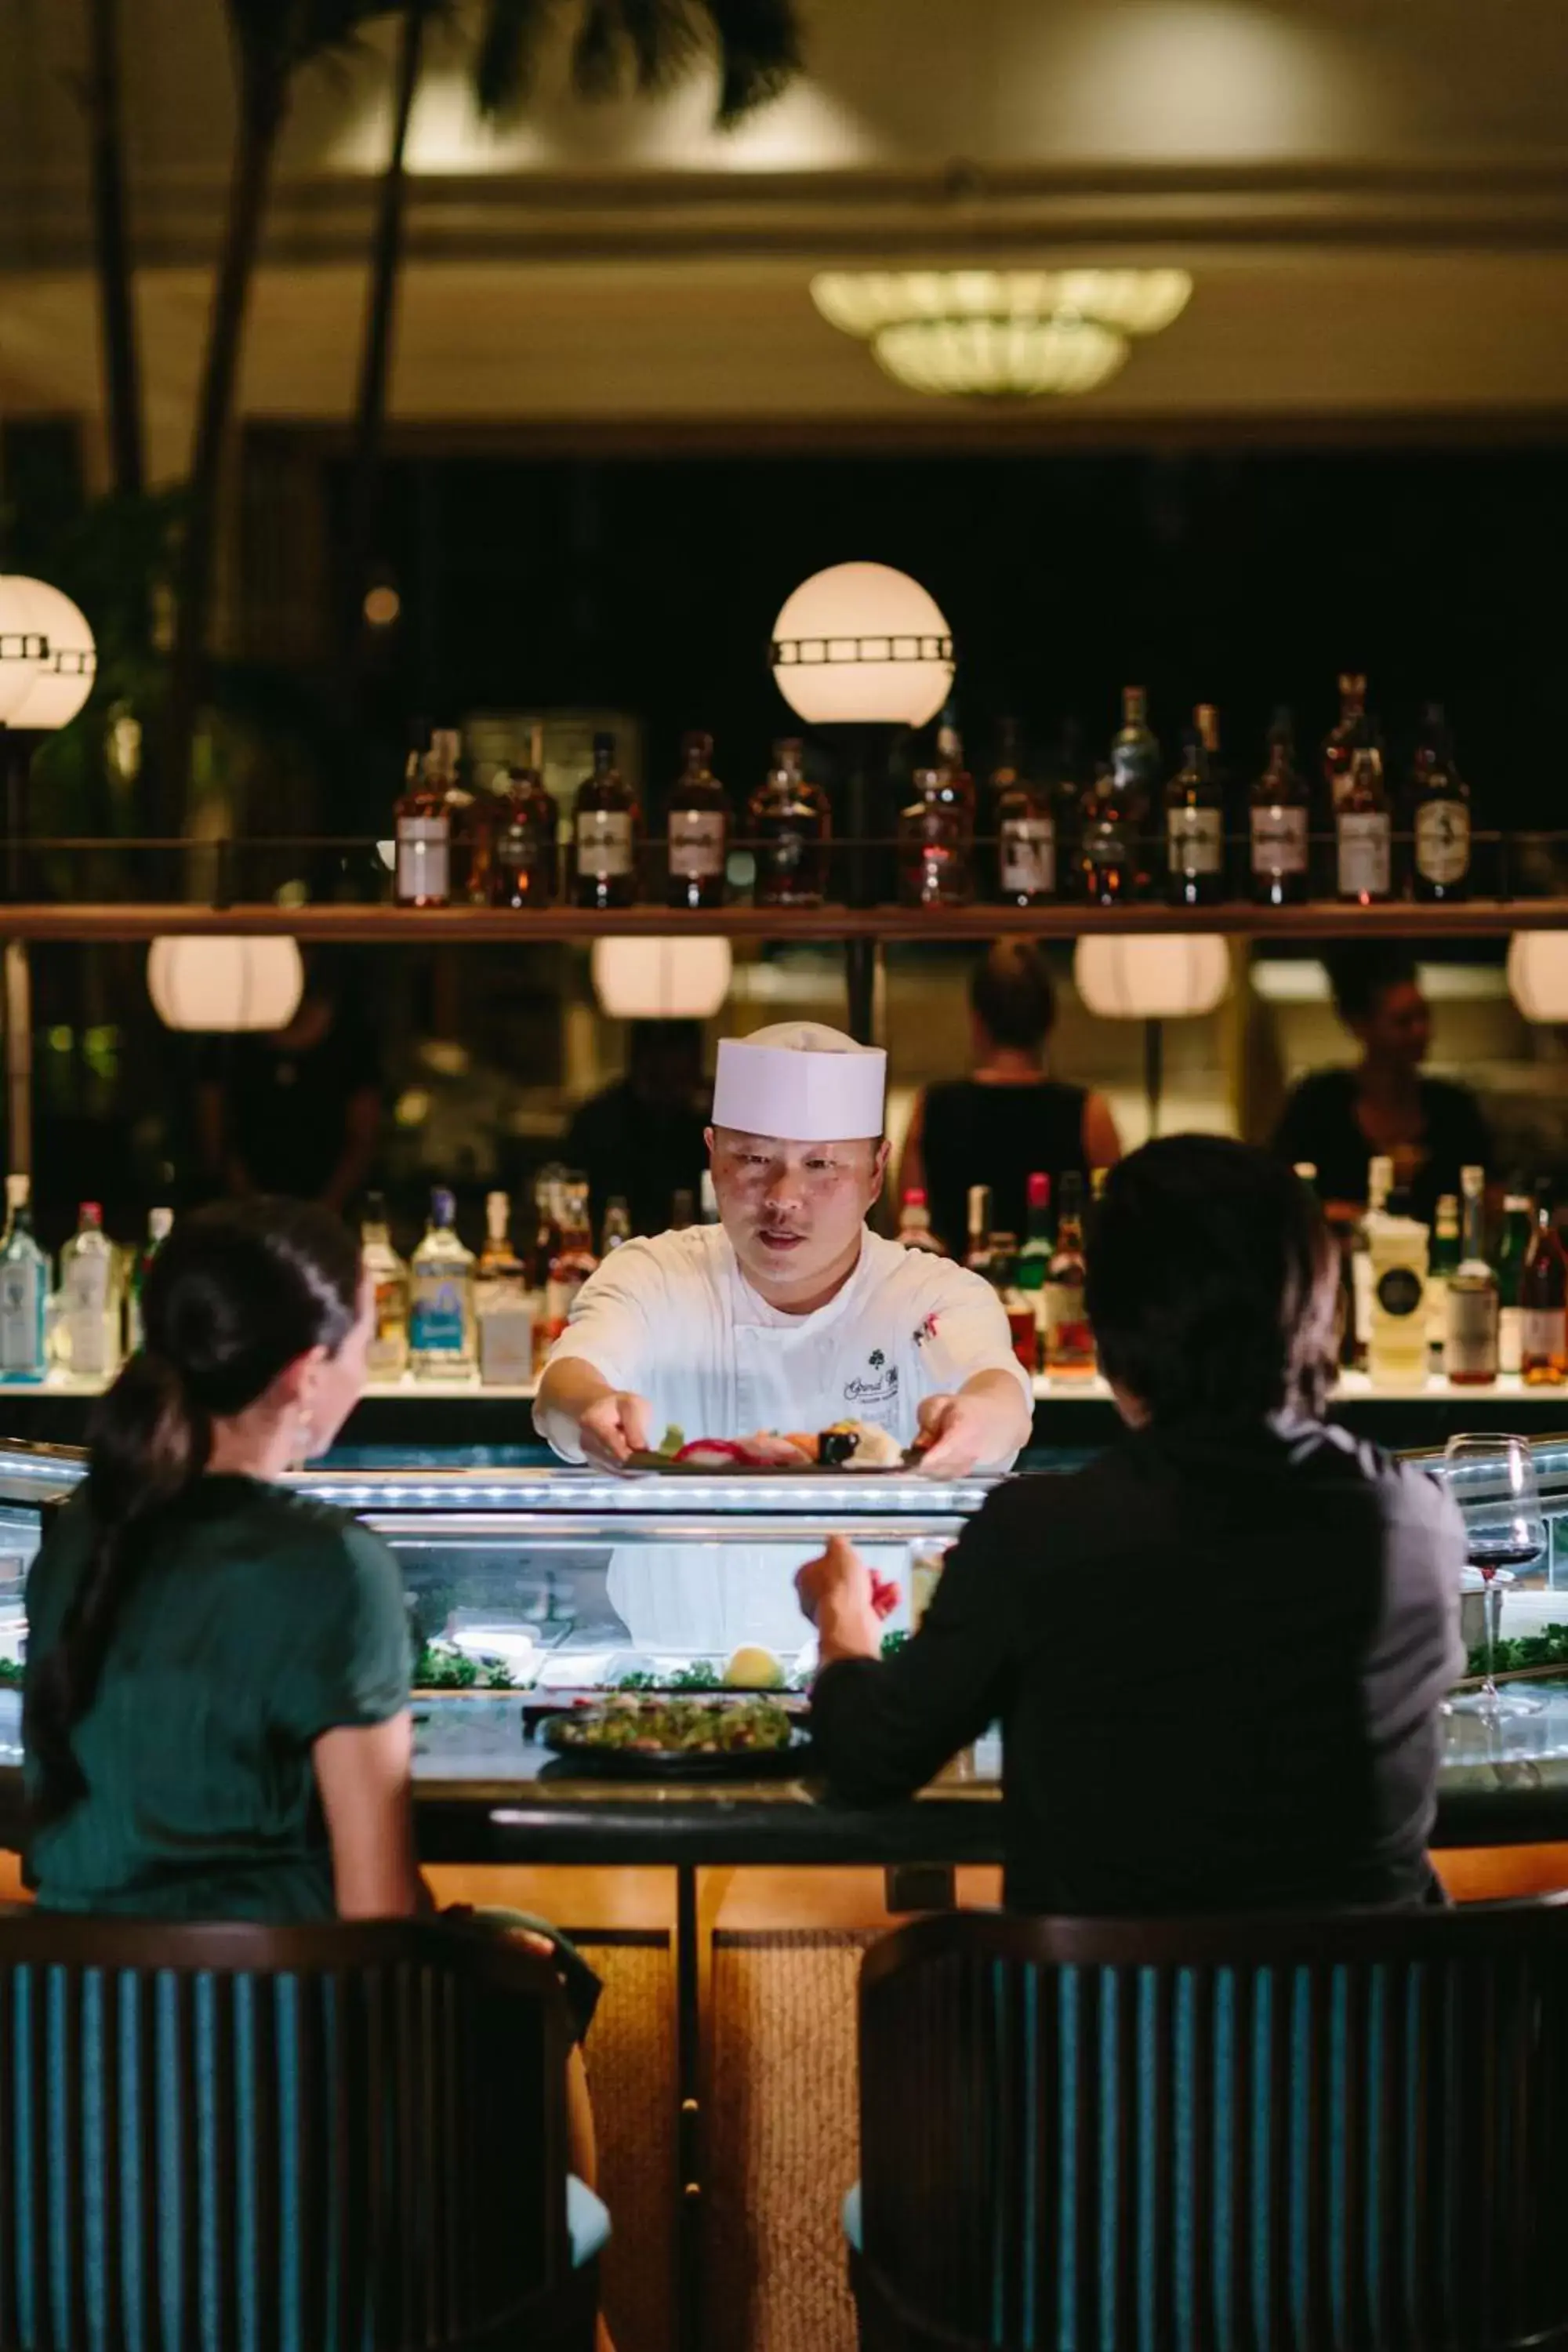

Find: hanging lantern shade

[770,563,953,728]
[148,936,305,1031]
[0,575,96,730]
[1507,933,1568,1022]
[1073,935,1231,1020]
[590,937,732,1021]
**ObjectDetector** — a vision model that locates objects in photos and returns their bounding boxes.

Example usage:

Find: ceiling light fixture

[810,267,1193,400]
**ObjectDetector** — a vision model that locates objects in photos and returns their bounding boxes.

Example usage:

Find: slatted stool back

[855,1898,1568,2352]
[0,1913,594,2352]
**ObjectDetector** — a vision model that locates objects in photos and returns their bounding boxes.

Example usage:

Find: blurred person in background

[196,949,383,1215]
[566,1018,711,1238]
[1270,945,1491,1228]
[898,942,1121,1256]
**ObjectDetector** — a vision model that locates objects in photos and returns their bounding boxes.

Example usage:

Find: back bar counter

[3,1436,1568,2352]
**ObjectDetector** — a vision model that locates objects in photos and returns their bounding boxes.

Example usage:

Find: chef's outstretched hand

[796,1534,883,1665]
[578,1388,653,1470]
[913,1379,1025,1476]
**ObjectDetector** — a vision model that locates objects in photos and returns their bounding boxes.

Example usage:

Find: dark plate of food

[625,1420,912,1474]
[541,1693,814,1779]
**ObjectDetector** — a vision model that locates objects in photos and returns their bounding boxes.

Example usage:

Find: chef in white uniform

[535,1022,1033,1653]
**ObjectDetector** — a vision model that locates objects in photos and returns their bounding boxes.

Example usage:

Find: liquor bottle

[57,1201,121,1381]
[1321,672,1369,818]
[0,1174,49,1381]
[482,764,557,908]
[1497,1182,1532,1375]
[897,1188,943,1250]
[1163,717,1225,907]
[1408,702,1472,904]
[989,1233,1038,1373]
[964,1185,993,1281]
[474,1190,535,1385]
[1017,1171,1053,1351]
[1335,740,1392,906]
[1446,1165,1499,1387]
[601,1198,633,1254]
[1521,1178,1568,1386]
[666,730,730,912]
[1047,720,1089,902]
[526,1171,563,1374]
[898,720,975,908]
[750,738,830,909]
[408,1188,477,1380]
[1043,1171,1094,1379]
[1109,685,1160,895]
[993,721,1057,906]
[359,1194,409,1381]
[1425,1192,1461,1374]
[573,731,639,911]
[1367,1185,1430,1390]
[394,740,451,909]
[1078,765,1134,906]
[1249,708,1310,908]
[543,1178,598,1352]
[126,1205,173,1356]
[1350,1155,1394,1373]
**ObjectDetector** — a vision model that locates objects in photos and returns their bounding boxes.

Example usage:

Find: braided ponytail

[25,1197,361,1825]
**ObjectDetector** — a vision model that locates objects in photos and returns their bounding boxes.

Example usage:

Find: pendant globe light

[0,575,96,731]
[590,936,733,1021]
[147,937,306,1032]
[1507,933,1568,1023]
[1073,935,1231,1139]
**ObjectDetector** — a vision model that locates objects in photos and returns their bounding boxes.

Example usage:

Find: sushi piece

[818,1419,904,1471]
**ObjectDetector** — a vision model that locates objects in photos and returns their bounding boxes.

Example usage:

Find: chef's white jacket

[543,1227,1032,1653]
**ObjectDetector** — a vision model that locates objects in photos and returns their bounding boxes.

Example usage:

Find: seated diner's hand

[578,1388,654,1470]
[796,1534,883,1667]
[913,1374,1027,1477]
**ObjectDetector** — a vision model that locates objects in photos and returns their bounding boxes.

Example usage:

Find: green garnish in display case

[1465,1622,1568,1681]
[412,1641,515,1690]
[0,1659,21,1689]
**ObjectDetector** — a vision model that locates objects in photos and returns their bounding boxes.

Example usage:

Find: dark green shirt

[24,1474,410,1921]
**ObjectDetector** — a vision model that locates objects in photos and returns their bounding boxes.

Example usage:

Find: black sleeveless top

[920,1078,1090,1256]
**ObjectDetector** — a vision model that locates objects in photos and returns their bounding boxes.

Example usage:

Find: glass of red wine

[1446,1433,1547,1719]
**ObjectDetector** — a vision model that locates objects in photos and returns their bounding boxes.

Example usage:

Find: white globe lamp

[1507,933,1568,1023]
[1074,934,1231,1141]
[590,937,732,1021]
[0,575,96,731]
[770,562,953,728]
[148,936,306,1032]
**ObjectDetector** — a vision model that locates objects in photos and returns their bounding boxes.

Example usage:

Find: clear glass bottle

[1497,1182,1532,1375]
[898,720,975,908]
[408,1188,476,1380]
[361,1192,409,1381]
[1426,1192,1461,1374]
[475,1189,535,1385]
[666,730,730,912]
[483,764,557,908]
[394,739,451,909]
[126,1205,173,1356]
[573,731,639,911]
[750,738,830,909]
[1521,1178,1568,1386]
[1408,702,1472,904]
[57,1200,121,1381]
[1367,1184,1431,1389]
[544,1178,599,1353]
[1335,739,1392,906]
[964,1185,993,1282]
[601,1197,633,1254]
[993,720,1057,906]
[1446,1164,1499,1388]
[1043,1172,1095,1379]
[897,1188,943,1250]
[1249,707,1310,908]
[0,1174,49,1381]
[1321,672,1369,818]
[1164,716,1226,907]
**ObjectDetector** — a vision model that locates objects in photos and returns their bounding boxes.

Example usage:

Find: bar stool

[847,1897,1568,2352]
[0,1911,608,2350]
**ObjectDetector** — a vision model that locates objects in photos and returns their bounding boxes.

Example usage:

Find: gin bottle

[0,1174,49,1381]
[408,1188,476,1380]
[58,1201,121,1381]
[475,1190,535,1385]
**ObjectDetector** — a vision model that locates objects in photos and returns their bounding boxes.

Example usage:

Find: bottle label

[669,811,727,879]
[577,811,633,877]
[1084,820,1123,869]
[366,1276,408,1378]
[64,1260,113,1375]
[396,815,450,902]
[1522,1308,1566,1364]
[1337,813,1391,898]
[1415,800,1470,885]
[0,1263,42,1374]
[1000,818,1055,896]
[1042,1277,1094,1365]
[1446,1281,1499,1377]
[1499,1304,1523,1375]
[479,1302,537,1385]
[497,821,549,874]
[1375,1265,1425,1320]
[409,1276,468,1356]
[1166,808,1223,876]
[1250,806,1308,876]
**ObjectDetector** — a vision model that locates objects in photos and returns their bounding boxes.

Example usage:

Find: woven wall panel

[581,1936,677,2352]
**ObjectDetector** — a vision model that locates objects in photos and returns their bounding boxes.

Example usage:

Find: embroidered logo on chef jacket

[843,1348,899,1407]
[913,1312,939,1350]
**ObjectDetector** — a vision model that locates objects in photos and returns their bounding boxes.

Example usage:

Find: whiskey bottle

[1321,672,1369,818]
[361,1193,409,1380]
[1445,1164,1499,1387]
[1043,1172,1095,1378]
[1163,714,1225,907]
[1521,1178,1568,1385]
[573,731,639,910]
[1335,739,1392,906]
[666,730,730,912]
[1408,702,1472,904]
[543,1178,599,1352]
[1047,720,1088,902]
[897,721,975,908]
[1249,709,1310,908]
[993,720,1057,906]
[485,764,557,908]
[750,738,830,909]
[1078,764,1133,905]
[394,740,451,908]
[1109,685,1160,895]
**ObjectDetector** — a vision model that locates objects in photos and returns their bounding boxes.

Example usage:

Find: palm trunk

[341,0,429,693]
[82,0,145,501]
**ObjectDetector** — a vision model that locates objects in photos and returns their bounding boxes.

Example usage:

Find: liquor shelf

[5,898,1568,943]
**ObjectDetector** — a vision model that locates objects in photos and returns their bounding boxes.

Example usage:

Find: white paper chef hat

[712,1022,887,1142]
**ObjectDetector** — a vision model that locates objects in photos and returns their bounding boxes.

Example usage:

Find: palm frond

[474,0,558,118]
[474,0,800,124]
[702,0,802,126]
